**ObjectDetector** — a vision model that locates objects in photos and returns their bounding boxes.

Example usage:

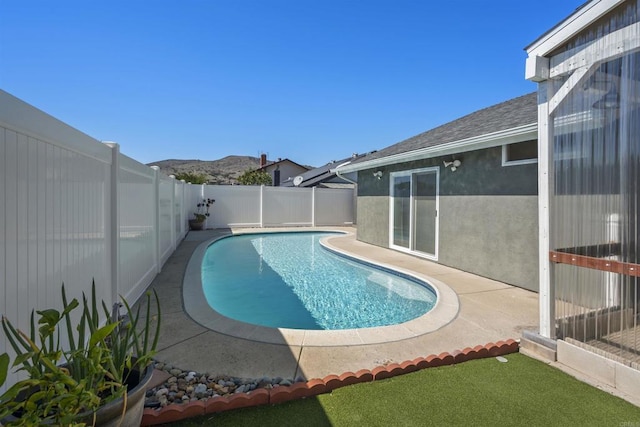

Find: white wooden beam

[550,22,640,78]
[526,55,550,82]
[548,66,592,114]
[526,0,626,58]
[537,82,555,339]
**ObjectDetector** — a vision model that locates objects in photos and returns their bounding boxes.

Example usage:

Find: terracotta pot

[189,219,205,230]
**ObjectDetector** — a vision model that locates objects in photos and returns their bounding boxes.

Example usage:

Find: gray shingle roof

[354,92,537,164]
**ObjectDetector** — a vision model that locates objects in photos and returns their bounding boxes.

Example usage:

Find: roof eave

[525,0,625,57]
[335,123,537,173]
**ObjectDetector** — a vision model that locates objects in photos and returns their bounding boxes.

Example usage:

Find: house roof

[336,92,538,173]
[256,158,309,172]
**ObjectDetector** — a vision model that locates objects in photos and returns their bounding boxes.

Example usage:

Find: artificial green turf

[163,353,640,426]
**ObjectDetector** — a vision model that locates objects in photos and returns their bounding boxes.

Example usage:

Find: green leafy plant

[237,169,272,186]
[193,198,215,222]
[0,282,161,426]
[173,172,208,185]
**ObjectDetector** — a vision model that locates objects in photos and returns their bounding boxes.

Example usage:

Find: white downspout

[334,162,357,185]
[334,162,358,226]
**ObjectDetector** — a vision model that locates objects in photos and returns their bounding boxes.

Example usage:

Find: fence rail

[0,89,354,391]
[200,185,354,229]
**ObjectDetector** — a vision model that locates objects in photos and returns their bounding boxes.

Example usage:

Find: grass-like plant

[0,281,160,426]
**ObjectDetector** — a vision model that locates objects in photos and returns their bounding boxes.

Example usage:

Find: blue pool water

[201,232,437,330]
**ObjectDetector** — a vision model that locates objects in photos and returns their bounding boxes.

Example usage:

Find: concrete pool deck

[145,227,539,381]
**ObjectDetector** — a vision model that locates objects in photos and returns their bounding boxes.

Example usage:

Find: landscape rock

[146,362,300,408]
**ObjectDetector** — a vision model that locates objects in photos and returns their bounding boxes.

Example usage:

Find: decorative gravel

[145,361,305,408]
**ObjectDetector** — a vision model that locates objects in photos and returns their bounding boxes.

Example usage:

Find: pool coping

[183,229,460,347]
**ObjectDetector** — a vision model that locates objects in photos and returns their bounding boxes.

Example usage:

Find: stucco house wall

[356,145,539,291]
[260,160,309,186]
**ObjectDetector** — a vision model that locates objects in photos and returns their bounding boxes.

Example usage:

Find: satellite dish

[293,176,304,187]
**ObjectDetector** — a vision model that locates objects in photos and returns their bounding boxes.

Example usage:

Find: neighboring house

[256,154,309,186]
[335,93,539,291]
[523,0,640,395]
[281,154,365,188]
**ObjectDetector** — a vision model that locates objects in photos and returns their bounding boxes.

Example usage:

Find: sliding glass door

[392,174,411,248]
[390,167,439,259]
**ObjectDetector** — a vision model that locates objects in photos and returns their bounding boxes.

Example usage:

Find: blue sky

[1,1,581,167]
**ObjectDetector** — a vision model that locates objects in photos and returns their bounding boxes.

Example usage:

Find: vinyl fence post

[185,183,191,231]
[312,187,316,227]
[260,185,264,228]
[198,183,205,227]
[104,142,120,306]
[169,175,176,250]
[151,166,161,273]
[180,180,186,237]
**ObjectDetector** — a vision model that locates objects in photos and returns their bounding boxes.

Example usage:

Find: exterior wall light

[373,170,383,179]
[443,159,462,171]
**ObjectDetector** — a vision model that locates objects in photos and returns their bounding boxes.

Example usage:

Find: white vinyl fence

[0,90,190,390]
[0,89,354,391]
[199,185,354,228]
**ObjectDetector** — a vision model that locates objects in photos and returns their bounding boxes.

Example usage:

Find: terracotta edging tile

[142,400,205,425]
[226,390,268,411]
[340,369,374,386]
[141,339,521,426]
[372,362,404,380]
[424,352,452,368]
[472,344,490,359]
[271,381,312,404]
[322,374,343,391]
[305,378,329,395]
[203,395,230,415]
[413,357,430,370]
[399,360,420,374]
[204,388,270,414]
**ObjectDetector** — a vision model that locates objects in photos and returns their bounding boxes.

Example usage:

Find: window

[502,140,538,166]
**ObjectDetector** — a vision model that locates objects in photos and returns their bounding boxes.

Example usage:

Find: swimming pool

[201,232,437,330]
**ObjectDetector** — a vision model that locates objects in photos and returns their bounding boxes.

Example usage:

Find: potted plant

[0,282,161,426]
[189,198,215,231]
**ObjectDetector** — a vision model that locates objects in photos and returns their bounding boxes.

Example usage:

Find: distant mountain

[147,156,261,184]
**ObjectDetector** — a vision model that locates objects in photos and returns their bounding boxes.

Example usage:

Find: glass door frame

[388,167,440,260]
